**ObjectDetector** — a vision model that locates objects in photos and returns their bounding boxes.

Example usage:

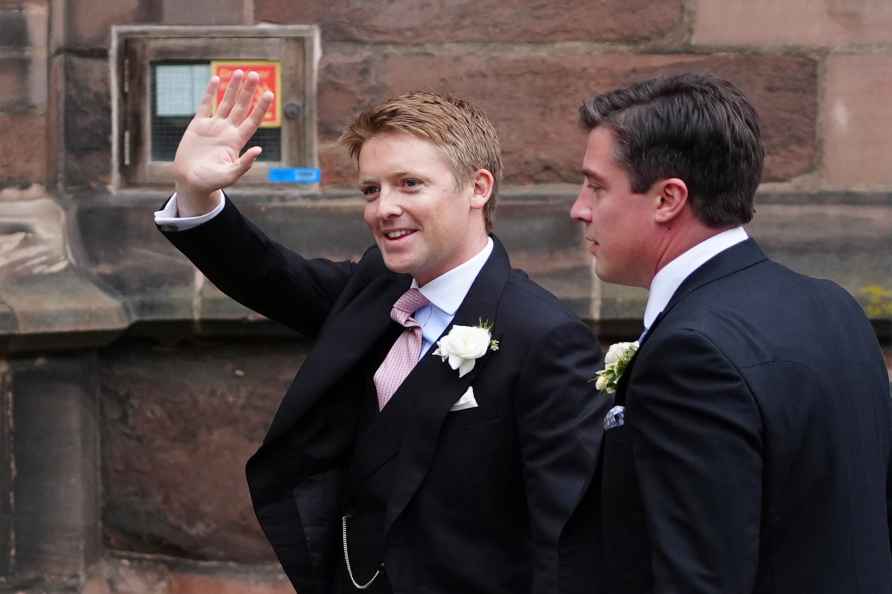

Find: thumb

[233,146,263,178]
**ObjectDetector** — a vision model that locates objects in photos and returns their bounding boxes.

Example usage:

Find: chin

[381,254,415,276]
[594,262,620,285]
[596,267,640,288]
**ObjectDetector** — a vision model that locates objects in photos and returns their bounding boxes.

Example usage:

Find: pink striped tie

[373,288,430,410]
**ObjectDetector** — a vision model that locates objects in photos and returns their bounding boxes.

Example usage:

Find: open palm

[174,70,273,195]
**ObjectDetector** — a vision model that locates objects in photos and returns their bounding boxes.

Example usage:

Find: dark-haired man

[568,73,892,593]
[156,71,606,594]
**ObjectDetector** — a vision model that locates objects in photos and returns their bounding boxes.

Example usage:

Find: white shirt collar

[643,227,749,330]
[411,238,494,315]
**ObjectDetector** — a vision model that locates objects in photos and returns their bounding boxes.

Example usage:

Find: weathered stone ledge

[1,188,890,353]
[0,198,127,353]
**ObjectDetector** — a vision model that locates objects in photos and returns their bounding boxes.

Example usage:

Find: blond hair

[340,91,502,232]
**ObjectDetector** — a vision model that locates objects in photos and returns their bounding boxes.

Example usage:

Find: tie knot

[391,288,429,326]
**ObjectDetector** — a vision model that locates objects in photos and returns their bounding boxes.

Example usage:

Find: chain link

[341,514,383,590]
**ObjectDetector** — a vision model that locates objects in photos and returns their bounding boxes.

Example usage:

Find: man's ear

[469,169,495,210]
[653,178,689,224]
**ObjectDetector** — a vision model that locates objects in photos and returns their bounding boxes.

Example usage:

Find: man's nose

[377,188,403,218]
[570,192,591,222]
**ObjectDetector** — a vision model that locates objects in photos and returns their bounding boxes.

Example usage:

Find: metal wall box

[110,25,319,190]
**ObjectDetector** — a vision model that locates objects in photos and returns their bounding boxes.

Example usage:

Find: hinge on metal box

[123,129,131,166]
[122,54,130,166]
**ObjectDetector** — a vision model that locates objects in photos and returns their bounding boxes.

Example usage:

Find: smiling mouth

[383,229,417,241]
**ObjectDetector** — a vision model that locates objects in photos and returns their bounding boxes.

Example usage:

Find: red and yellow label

[211,60,282,128]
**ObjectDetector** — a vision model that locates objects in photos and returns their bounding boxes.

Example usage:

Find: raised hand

[173,70,273,216]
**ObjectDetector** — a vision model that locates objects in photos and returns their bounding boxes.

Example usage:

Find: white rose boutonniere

[433,320,500,378]
[594,341,639,394]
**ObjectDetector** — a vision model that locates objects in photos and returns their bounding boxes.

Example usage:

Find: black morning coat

[563,239,892,594]
[160,197,608,594]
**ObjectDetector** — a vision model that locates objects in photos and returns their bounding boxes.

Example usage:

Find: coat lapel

[660,238,766,319]
[346,352,416,488]
[384,237,511,533]
[612,342,644,406]
[614,238,767,405]
[264,272,412,444]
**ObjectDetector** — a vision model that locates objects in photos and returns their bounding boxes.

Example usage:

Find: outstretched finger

[229,71,260,126]
[240,90,274,137]
[216,70,243,119]
[195,76,219,118]
[232,146,263,179]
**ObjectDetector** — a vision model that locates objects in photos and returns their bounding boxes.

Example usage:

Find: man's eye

[402,178,421,189]
[360,185,379,198]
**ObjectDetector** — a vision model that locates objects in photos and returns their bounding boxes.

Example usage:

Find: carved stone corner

[0,198,128,353]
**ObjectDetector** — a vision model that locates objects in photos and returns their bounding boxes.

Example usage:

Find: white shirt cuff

[154,191,225,231]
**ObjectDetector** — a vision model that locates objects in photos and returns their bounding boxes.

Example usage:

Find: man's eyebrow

[581,168,606,183]
[358,170,414,184]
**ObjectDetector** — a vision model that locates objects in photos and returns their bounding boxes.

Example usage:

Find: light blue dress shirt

[411,238,493,358]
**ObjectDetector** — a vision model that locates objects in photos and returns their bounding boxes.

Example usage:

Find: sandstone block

[0,2,47,52]
[255,0,682,43]
[318,140,355,187]
[162,0,246,25]
[63,56,110,188]
[0,359,10,576]
[823,54,892,187]
[23,1,48,51]
[169,572,293,594]
[100,339,300,561]
[0,112,46,184]
[86,559,291,594]
[1,3,52,117]
[694,0,892,47]
[318,50,817,186]
[0,7,27,48]
[11,353,101,579]
[0,55,30,111]
[67,0,150,49]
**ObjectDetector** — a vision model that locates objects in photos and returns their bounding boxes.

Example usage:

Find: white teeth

[385,230,413,239]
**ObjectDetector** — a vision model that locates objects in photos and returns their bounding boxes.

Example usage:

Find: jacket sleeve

[513,319,607,594]
[887,387,892,554]
[629,328,763,594]
[158,195,357,338]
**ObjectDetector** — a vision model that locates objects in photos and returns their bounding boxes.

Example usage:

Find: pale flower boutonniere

[594,341,639,394]
[433,319,500,378]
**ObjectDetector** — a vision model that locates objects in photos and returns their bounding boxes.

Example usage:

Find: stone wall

[1,1,891,593]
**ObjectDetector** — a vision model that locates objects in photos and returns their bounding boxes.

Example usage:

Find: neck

[416,228,489,287]
[460,219,490,264]
[649,220,735,286]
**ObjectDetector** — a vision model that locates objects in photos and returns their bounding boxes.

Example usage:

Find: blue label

[268,167,321,184]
